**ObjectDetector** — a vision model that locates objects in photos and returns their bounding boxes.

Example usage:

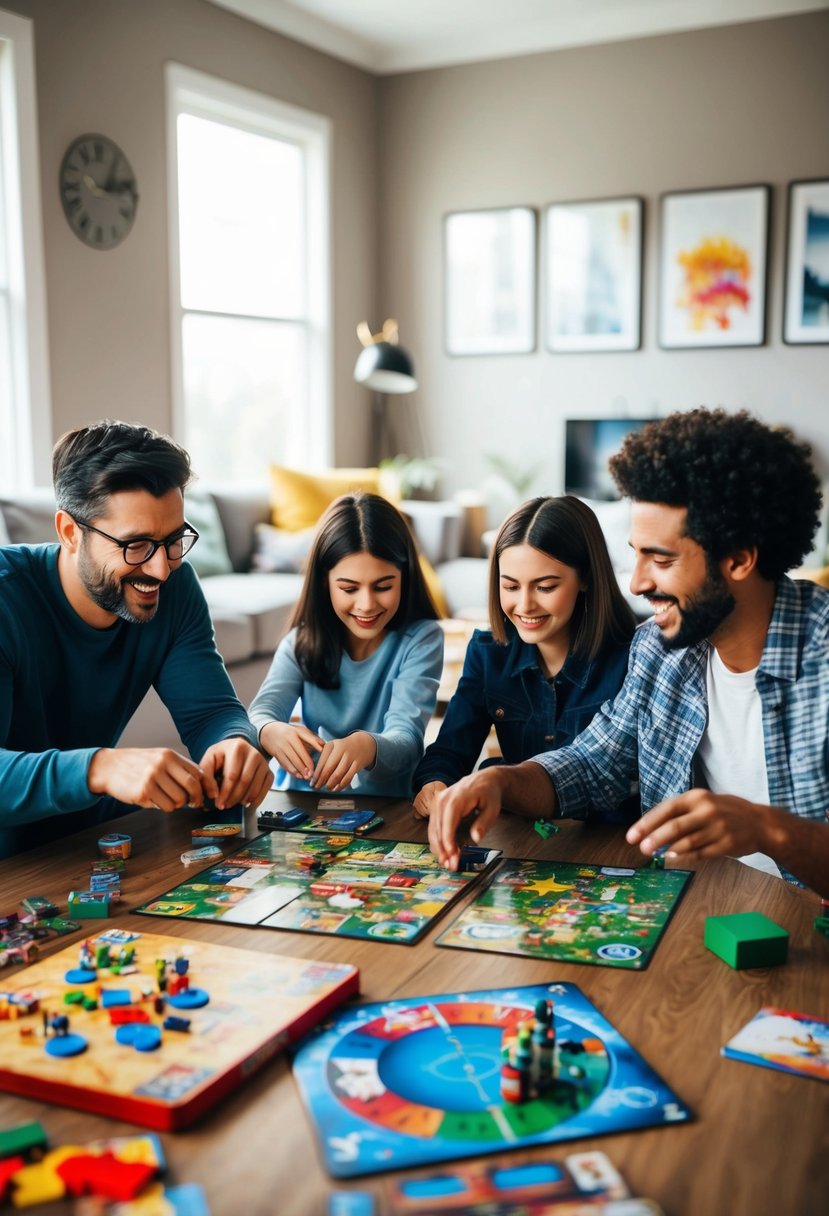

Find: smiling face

[498,544,584,670]
[327,551,402,660]
[628,501,736,649]
[60,487,186,628]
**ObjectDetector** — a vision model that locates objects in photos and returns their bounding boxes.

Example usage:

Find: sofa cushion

[268,465,402,531]
[0,488,57,544]
[251,522,315,573]
[184,489,233,578]
[200,571,304,656]
[211,612,256,666]
[206,485,271,572]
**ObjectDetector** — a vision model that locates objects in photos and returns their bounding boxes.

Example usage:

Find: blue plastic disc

[45,1033,88,1058]
[65,968,97,984]
[168,987,209,1009]
[115,1024,144,1046]
[132,1024,163,1052]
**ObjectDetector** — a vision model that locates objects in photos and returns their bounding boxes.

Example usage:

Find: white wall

[378,11,829,515]
[3,0,379,472]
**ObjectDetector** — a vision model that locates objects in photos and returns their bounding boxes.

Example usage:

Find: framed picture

[783,178,829,344]
[444,207,536,355]
[658,184,770,348]
[545,197,643,352]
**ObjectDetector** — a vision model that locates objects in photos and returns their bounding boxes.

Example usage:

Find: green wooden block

[0,1120,48,1160]
[704,911,788,969]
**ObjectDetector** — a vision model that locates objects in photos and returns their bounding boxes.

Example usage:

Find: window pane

[177,114,305,319]
[0,294,14,490]
[182,312,306,482]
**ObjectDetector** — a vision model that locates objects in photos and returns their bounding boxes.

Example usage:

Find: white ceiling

[206,0,828,73]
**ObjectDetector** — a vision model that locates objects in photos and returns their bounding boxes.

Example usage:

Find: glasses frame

[71,516,200,566]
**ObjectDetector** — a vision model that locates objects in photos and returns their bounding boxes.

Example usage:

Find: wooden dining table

[1,792,827,1216]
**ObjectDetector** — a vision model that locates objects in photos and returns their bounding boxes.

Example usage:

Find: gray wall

[5,0,378,468]
[378,11,829,512]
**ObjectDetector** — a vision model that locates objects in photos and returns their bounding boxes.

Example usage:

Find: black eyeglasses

[71,517,200,566]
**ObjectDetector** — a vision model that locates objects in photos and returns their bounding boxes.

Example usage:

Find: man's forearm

[492,760,559,819]
[764,808,829,898]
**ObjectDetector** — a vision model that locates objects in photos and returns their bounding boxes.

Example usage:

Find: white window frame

[165,63,332,473]
[0,8,51,489]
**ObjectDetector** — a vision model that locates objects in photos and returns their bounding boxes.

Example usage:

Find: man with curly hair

[429,409,828,895]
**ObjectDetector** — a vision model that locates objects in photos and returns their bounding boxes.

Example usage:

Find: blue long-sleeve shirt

[412,628,632,795]
[0,545,256,854]
[249,620,443,798]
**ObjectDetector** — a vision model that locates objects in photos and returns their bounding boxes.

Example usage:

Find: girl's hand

[259,722,324,781]
[312,731,377,792]
[413,781,448,820]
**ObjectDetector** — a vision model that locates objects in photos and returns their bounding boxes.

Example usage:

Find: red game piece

[57,1152,157,1201]
[0,1157,25,1203]
[108,1008,150,1025]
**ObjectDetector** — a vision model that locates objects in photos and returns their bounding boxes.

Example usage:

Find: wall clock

[59,133,138,250]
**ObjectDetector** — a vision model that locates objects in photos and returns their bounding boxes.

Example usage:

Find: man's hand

[259,722,324,780]
[428,770,505,871]
[88,747,207,811]
[199,738,273,809]
[413,780,447,820]
[626,789,776,861]
[312,732,377,793]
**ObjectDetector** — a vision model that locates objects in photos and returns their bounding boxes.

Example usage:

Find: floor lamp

[353,320,417,465]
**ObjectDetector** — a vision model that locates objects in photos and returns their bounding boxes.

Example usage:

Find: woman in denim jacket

[412,496,636,818]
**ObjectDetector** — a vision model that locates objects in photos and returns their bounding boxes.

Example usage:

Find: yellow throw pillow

[269,465,403,531]
[419,553,448,618]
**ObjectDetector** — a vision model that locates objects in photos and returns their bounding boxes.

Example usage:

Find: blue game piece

[64,967,97,984]
[45,1033,88,1058]
[328,1192,375,1216]
[101,989,132,1007]
[115,1023,144,1046]
[163,1015,191,1032]
[132,1024,163,1052]
[168,987,210,1009]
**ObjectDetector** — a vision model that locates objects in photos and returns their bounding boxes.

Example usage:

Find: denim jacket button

[495,707,505,718]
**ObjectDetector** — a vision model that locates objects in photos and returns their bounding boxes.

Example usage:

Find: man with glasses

[0,420,272,858]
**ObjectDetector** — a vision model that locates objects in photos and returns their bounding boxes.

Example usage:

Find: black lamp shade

[354,341,417,394]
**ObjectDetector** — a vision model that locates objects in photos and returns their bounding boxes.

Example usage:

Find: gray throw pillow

[184,489,233,578]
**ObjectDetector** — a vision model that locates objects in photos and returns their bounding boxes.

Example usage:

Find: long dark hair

[290,492,439,688]
[488,495,636,661]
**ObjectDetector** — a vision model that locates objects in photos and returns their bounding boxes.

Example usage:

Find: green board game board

[136,833,499,945]
[436,859,691,969]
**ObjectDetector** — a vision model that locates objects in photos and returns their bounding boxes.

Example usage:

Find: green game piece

[533,820,560,839]
[704,911,788,969]
[63,990,85,1005]
[0,1120,48,1161]
[82,996,99,1011]
[813,916,829,937]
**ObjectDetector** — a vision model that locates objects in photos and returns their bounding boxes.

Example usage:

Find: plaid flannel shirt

[535,578,829,830]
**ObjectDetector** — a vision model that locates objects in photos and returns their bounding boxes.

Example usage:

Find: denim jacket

[412,628,632,793]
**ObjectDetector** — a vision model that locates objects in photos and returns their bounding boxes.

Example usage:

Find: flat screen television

[564,418,656,501]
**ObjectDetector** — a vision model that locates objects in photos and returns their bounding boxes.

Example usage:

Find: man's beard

[78,546,160,625]
[655,566,735,651]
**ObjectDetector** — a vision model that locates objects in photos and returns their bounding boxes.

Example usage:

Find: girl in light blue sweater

[249,492,443,797]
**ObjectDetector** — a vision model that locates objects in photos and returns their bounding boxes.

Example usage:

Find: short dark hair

[290,492,440,688]
[488,495,636,661]
[52,420,192,520]
[609,408,823,581]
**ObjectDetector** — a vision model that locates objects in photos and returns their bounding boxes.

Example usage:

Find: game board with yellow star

[436,859,692,969]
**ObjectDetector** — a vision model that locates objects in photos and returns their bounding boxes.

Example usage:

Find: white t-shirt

[695,644,781,878]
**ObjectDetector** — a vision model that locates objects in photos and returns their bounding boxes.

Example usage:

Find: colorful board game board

[258,805,385,835]
[0,931,357,1131]
[291,982,691,1178]
[721,1007,829,1082]
[436,859,691,969]
[137,833,499,945]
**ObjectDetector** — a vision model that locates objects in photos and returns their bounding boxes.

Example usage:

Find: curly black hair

[609,408,823,581]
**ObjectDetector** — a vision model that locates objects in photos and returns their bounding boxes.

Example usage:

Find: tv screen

[565,418,655,500]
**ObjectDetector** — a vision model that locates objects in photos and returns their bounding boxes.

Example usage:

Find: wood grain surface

[1,793,827,1216]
